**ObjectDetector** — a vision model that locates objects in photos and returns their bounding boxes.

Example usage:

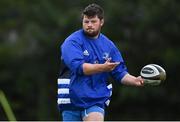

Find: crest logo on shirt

[102,52,110,60]
[83,50,89,56]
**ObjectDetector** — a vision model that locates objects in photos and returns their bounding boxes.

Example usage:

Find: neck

[89,34,99,39]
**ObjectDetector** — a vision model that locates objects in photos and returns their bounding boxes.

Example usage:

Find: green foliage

[0,0,180,120]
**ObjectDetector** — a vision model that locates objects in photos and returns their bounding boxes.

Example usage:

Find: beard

[83,28,100,38]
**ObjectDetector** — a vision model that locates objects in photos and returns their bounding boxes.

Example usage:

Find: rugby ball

[140,64,166,85]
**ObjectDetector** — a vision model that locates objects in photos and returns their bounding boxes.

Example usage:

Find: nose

[87,22,92,27]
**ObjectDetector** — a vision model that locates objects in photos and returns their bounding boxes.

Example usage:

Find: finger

[110,63,119,70]
[114,62,120,65]
[136,76,144,86]
[106,58,111,62]
[139,79,144,86]
[138,76,144,84]
[141,79,144,85]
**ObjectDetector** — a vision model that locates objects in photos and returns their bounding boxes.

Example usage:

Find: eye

[91,20,97,23]
[83,20,89,24]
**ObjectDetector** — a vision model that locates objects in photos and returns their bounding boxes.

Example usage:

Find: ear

[100,19,104,26]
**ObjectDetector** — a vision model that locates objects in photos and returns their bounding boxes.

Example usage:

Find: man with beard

[58,3,144,121]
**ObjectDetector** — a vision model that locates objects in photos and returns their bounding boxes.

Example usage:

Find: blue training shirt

[58,29,128,111]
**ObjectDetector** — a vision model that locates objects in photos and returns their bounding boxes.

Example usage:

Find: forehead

[83,15,100,20]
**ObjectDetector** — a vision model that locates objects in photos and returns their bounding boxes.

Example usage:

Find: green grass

[0,90,16,121]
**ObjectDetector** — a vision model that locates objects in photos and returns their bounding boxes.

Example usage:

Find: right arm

[61,39,119,75]
[83,59,120,75]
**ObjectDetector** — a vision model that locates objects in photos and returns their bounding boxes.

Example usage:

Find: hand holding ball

[140,64,166,85]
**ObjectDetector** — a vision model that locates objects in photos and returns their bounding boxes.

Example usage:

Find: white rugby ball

[140,64,166,85]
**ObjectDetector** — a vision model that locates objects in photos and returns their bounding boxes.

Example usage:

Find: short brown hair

[82,3,104,20]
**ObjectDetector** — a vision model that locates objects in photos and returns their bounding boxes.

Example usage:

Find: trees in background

[0,0,180,120]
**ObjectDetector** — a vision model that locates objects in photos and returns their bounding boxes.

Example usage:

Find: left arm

[121,74,144,86]
[108,42,144,86]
